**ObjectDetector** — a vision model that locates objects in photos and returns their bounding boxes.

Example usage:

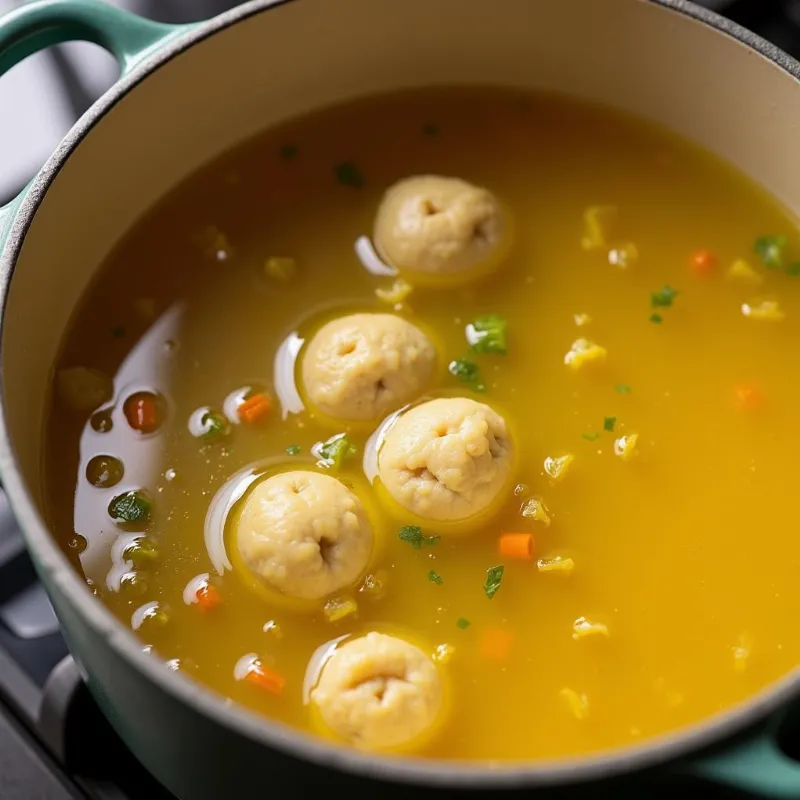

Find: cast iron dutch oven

[2,0,800,797]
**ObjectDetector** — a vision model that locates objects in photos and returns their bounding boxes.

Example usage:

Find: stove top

[0,1,798,798]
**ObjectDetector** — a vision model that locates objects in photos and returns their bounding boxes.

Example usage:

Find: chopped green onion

[285,444,301,456]
[200,410,230,442]
[582,432,600,441]
[650,313,663,324]
[484,565,505,599]
[449,358,486,392]
[651,286,679,308]
[603,416,616,432]
[787,262,800,277]
[334,161,364,188]
[428,570,444,585]
[456,617,471,630]
[616,384,632,394]
[754,235,787,269]
[279,144,298,161]
[466,314,508,355]
[108,490,151,526]
[317,434,357,468]
[398,525,440,549]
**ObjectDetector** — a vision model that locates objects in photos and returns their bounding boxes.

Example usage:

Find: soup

[45,87,800,760]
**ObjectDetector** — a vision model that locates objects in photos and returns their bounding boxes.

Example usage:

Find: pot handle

[0,0,187,235]
[683,711,800,798]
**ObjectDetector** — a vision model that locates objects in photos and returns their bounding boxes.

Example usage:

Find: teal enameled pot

[2,0,800,797]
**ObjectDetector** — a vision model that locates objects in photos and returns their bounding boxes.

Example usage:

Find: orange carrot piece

[690,248,717,276]
[480,628,514,661]
[237,393,271,424]
[498,532,535,561]
[245,662,286,695]
[733,382,765,411]
[195,584,222,611]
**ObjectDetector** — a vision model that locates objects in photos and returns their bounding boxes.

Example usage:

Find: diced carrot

[195,584,222,611]
[480,628,514,661]
[498,532,535,561]
[237,393,271,424]
[733,383,765,411]
[690,248,717,276]
[123,392,161,433]
[244,662,286,695]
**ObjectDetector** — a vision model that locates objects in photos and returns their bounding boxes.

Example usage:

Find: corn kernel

[560,687,589,720]
[544,454,574,482]
[581,205,617,251]
[432,643,456,664]
[537,556,575,575]
[565,338,608,370]
[520,497,551,527]
[323,597,357,623]
[376,278,413,304]
[614,433,638,461]
[741,299,784,321]
[727,259,763,286]
[572,616,609,640]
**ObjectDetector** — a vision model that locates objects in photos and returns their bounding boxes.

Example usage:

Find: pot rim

[1,0,799,788]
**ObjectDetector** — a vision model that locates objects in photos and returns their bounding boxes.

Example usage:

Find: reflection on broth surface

[45,86,800,759]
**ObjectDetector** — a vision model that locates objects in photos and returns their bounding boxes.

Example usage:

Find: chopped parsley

[285,444,301,456]
[422,122,438,136]
[787,262,800,277]
[449,358,486,392]
[603,416,617,432]
[651,286,679,309]
[466,314,508,355]
[616,384,632,394]
[428,570,444,585]
[650,313,663,324]
[200,410,229,442]
[279,143,299,161]
[582,431,600,441]
[318,434,357,468]
[398,525,440,549]
[334,161,364,188]
[754,235,787,269]
[111,326,125,338]
[456,617,471,630]
[484,565,505,599]
[108,490,151,525]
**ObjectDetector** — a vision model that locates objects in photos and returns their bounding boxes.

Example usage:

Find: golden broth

[44,87,800,761]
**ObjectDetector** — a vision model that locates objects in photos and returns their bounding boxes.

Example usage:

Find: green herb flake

[456,617,471,630]
[285,444,301,456]
[108,490,151,525]
[651,286,679,309]
[616,384,632,394]
[650,313,663,324]
[467,314,508,355]
[484,565,505,599]
[318,434,357,468]
[279,144,298,161]
[334,161,364,188]
[111,326,125,338]
[603,416,617,432]
[200,410,230,442]
[786,262,800,277]
[754,235,787,269]
[422,122,439,136]
[428,570,444,585]
[449,358,486,392]
[398,525,440,550]
[582,432,600,441]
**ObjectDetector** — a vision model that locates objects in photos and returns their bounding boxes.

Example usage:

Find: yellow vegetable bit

[56,367,113,412]
[322,597,358,623]
[614,433,639,461]
[537,556,575,575]
[265,256,297,281]
[608,241,639,269]
[732,632,752,672]
[194,225,234,261]
[520,497,551,527]
[564,338,608,370]
[262,619,284,639]
[544,453,574,482]
[358,570,388,600]
[560,687,589,720]
[573,313,592,327]
[580,205,617,251]
[572,616,609,640]
[741,299,785,322]
[375,278,413,304]
[727,259,763,286]
[432,643,456,664]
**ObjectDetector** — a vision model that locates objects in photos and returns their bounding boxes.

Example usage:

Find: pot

[2,0,800,797]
